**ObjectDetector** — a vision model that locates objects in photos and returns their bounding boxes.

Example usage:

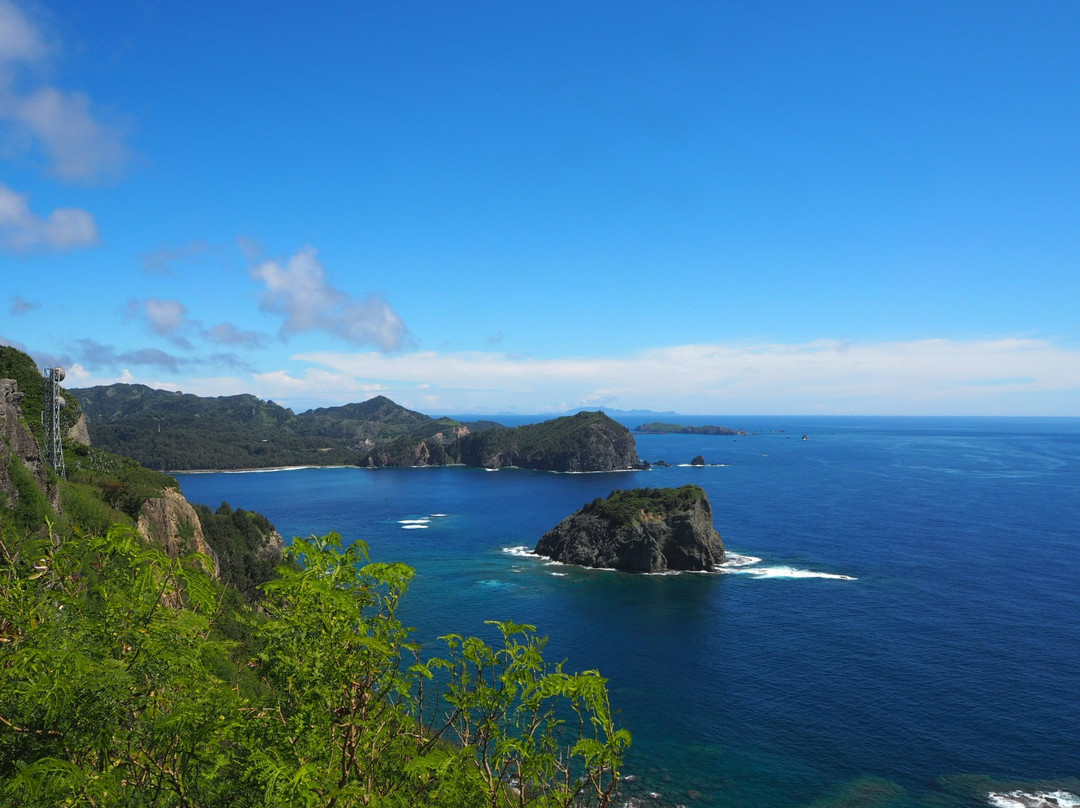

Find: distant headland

[634,422,750,436]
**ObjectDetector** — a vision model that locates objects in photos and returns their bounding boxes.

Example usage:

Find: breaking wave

[988,791,1080,808]
[717,552,855,580]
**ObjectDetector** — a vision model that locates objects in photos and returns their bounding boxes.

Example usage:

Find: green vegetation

[3,452,56,532]
[581,485,708,528]
[455,411,640,470]
[0,527,630,807]
[194,502,282,602]
[71,383,626,472]
[0,346,83,445]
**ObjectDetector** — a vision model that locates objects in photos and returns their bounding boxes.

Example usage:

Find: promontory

[534,485,725,573]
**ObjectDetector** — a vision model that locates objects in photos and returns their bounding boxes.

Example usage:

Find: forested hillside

[71,385,471,469]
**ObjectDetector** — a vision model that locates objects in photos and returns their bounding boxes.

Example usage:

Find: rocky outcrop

[136,487,215,564]
[66,412,91,446]
[0,378,60,512]
[361,435,459,467]
[534,485,725,573]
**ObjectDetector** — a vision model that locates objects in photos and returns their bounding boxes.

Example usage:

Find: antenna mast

[42,366,66,478]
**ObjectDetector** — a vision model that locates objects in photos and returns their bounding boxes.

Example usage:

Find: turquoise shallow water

[175,416,1080,807]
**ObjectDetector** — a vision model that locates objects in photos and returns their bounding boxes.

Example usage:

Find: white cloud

[65,337,1080,416]
[250,245,409,351]
[0,182,97,250]
[144,298,187,336]
[122,298,195,349]
[0,0,130,182]
[281,338,1080,415]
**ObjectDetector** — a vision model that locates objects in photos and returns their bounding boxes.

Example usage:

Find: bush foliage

[582,485,708,527]
[0,527,630,807]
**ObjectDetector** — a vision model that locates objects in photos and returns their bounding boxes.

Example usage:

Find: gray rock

[535,486,725,573]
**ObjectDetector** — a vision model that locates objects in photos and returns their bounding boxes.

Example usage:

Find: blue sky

[2,0,1078,415]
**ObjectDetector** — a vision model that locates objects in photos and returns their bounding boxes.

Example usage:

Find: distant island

[634,422,749,436]
[534,485,726,573]
[70,385,644,473]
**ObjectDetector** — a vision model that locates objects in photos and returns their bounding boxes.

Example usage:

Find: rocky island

[535,485,725,573]
[635,422,748,436]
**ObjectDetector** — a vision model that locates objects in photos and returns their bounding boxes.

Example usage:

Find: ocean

[174,416,1080,808]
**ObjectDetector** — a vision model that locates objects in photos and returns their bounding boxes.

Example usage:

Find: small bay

[176,416,1080,807]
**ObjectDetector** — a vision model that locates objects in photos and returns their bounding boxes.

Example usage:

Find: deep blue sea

[175,416,1080,808]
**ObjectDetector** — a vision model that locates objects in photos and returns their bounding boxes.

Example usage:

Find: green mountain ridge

[71,384,642,472]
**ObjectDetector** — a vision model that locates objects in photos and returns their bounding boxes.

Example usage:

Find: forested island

[634,422,749,436]
[71,384,644,472]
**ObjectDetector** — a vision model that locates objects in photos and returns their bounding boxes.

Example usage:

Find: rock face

[534,485,725,573]
[66,412,91,446]
[136,487,215,563]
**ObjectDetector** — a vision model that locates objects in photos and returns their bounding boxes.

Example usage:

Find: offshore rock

[535,485,725,573]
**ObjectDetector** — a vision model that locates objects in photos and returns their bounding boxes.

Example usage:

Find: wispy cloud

[202,322,268,349]
[0,1,131,183]
[139,240,220,275]
[0,182,97,251]
[249,245,410,351]
[75,338,185,373]
[9,293,39,314]
[0,0,47,66]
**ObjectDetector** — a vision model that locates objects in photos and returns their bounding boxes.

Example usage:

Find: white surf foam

[719,552,762,568]
[720,565,856,580]
[401,524,428,530]
[988,791,1080,808]
[398,518,430,524]
[430,513,448,517]
[502,546,539,558]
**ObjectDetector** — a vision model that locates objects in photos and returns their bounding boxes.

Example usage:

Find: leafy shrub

[0,526,630,807]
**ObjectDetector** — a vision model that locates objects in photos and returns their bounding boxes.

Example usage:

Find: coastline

[172,464,357,475]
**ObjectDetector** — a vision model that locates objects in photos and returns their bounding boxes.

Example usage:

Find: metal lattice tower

[42,366,66,478]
